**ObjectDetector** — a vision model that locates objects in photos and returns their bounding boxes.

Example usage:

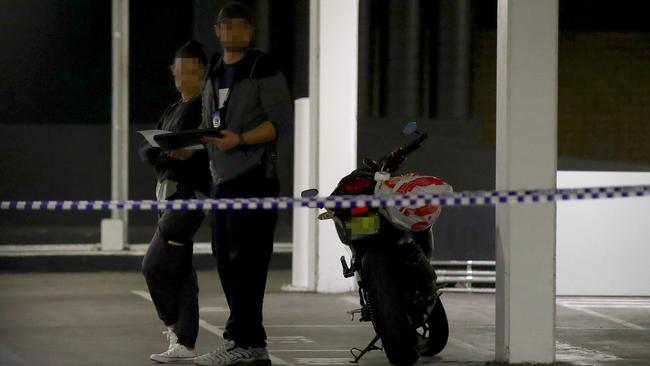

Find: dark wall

[0,1,299,245]
[191,0,309,98]
[130,1,195,127]
[472,0,650,168]
[1,1,648,260]
[0,1,196,127]
[0,1,111,126]
[0,1,200,244]
[355,0,650,260]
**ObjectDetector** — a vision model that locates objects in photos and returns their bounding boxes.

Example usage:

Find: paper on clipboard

[137,130,205,151]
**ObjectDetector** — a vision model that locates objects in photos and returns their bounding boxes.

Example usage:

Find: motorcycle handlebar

[398,132,428,157]
[382,132,428,172]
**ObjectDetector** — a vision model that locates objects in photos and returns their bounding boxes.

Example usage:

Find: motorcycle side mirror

[402,121,420,137]
[362,158,380,171]
[301,189,319,198]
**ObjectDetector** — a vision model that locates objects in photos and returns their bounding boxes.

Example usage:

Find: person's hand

[168,149,195,161]
[201,130,242,151]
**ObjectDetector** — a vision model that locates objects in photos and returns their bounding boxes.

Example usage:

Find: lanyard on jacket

[204,51,264,128]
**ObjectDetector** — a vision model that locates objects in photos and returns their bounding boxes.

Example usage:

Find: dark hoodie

[139,96,211,197]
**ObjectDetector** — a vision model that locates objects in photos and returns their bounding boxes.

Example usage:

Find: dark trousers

[142,200,205,348]
[211,166,279,348]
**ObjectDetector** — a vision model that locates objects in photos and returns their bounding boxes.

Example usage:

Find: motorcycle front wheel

[362,248,419,366]
[418,297,449,356]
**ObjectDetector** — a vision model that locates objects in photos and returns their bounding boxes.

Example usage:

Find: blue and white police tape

[1,185,649,211]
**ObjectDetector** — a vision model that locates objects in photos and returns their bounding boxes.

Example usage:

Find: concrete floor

[0,271,648,366]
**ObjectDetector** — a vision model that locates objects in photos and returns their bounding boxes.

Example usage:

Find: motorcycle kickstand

[349,334,382,363]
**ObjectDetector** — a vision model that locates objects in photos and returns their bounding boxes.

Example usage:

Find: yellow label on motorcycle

[347,213,381,240]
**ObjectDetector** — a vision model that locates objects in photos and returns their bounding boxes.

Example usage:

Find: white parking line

[556,342,621,366]
[560,305,645,330]
[200,306,228,312]
[0,343,25,364]
[132,290,639,364]
[131,289,152,301]
[294,357,352,365]
[558,298,650,309]
[268,336,315,344]
[557,300,646,330]
[563,304,650,309]
[269,350,349,352]
[558,297,650,303]
[131,290,294,366]
[263,325,368,328]
[445,338,623,366]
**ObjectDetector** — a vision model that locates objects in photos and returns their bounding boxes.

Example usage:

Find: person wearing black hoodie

[139,40,211,364]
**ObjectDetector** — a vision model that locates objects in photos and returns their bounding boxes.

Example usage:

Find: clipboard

[153,128,224,150]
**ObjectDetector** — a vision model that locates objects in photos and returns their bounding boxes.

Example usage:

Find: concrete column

[291,98,317,291]
[105,0,129,250]
[495,0,558,363]
[311,0,359,293]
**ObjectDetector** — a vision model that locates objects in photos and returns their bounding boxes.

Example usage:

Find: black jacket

[139,97,211,197]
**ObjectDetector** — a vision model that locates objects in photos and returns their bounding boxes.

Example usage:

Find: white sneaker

[194,344,270,366]
[151,342,197,363]
[164,329,179,350]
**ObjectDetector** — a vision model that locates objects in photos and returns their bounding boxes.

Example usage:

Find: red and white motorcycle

[303,123,452,365]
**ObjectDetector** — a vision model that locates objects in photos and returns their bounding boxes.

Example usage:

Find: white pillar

[105,0,129,250]
[495,0,558,363]
[311,0,359,293]
[101,218,126,251]
[291,98,317,291]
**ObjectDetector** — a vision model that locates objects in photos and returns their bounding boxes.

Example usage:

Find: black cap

[215,1,254,25]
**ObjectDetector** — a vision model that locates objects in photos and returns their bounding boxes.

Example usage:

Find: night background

[1,0,648,261]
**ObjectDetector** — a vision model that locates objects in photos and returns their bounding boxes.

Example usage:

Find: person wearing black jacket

[139,40,211,364]
[192,2,293,366]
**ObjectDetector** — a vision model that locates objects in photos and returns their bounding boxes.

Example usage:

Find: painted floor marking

[200,306,228,312]
[556,341,622,366]
[263,325,368,328]
[445,338,622,366]
[131,290,294,366]
[269,350,349,352]
[0,343,25,364]
[132,291,635,365]
[558,301,646,330]
[563,304,650,309]
[294,357,352,365]
[558,297,650,310]
[268,336,315,344]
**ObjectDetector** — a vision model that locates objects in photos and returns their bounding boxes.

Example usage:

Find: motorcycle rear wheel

[362,248,419,366]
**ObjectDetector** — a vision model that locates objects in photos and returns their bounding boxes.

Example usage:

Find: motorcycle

[302,123,450,366]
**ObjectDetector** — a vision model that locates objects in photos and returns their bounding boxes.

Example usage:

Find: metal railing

[432,260,496,293]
